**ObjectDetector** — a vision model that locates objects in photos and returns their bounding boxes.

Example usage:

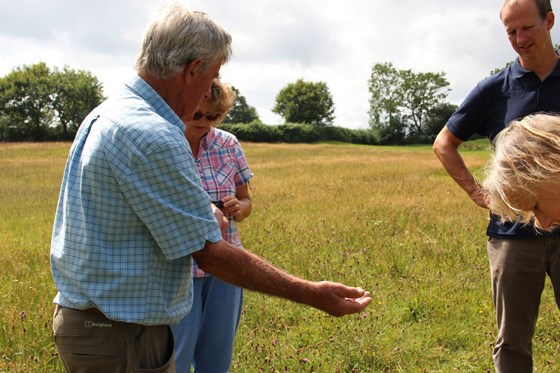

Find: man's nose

[516,30,528,45]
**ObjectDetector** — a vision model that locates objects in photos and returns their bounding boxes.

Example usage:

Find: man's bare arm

[433,126,489,209]
[192,240,372,317]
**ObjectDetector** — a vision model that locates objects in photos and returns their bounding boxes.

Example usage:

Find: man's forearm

[433,127,489,208]
[192,240,371,317]
[194,240,310,302]
[438,151,480,194]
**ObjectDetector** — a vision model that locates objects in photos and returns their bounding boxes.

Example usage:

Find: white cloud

[1,0,558,129]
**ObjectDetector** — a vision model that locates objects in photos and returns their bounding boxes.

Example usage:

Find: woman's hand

[222,195,244,221]
[221,184,252,222]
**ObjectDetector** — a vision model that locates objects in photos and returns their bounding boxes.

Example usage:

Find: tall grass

[1,142,559,372]
[0,143,67,372]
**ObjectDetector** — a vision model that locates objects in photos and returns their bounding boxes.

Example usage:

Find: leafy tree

[369,62,402,132]
[375,116,408,145]
[51,66,104,139]
[0,62,53,140]
[423,102,458,143]
[0,114,15,141]
[273,78,335,126]
[368,62,450,144]
[223,86,260,124]
[0,62,104,141]
[400,69,450,140]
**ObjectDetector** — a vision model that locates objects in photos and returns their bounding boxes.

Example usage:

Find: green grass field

[1,141,560,372]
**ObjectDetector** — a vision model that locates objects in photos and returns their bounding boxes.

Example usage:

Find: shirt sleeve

[116,141,222,260]
[231,140,253,187]
[446,83,487,141]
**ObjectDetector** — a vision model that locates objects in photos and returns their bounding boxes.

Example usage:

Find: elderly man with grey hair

[50,5,371,373]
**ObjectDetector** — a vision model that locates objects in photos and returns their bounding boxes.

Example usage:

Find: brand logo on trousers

[84,320,113,328]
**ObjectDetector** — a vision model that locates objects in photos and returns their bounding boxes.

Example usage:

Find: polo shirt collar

[510,58,532,79]
[510,55,560,79]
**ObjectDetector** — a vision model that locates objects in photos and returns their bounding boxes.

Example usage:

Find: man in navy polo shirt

[433,0,560,371]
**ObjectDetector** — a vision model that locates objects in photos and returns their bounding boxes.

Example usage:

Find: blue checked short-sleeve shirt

[50,76,222,325]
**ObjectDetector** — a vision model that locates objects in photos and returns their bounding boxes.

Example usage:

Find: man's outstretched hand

[311,281,372,317]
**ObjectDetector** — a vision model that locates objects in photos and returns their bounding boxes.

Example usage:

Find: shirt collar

[200,127,218,150]
[125,75,186,133]
[510,58,532,79]
[510,55,560,79]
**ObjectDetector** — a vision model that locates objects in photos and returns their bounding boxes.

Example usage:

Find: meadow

[1,141,560,372]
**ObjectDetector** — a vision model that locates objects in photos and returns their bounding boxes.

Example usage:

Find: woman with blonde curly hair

[484,113,560,231]
[172,78,253,372]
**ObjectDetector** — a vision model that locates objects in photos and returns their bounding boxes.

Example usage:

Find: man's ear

[185,58,203,79]
[547,11,555,31]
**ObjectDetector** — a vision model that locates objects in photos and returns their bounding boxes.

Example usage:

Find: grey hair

[483,113,560,227]
[135,5,232,79]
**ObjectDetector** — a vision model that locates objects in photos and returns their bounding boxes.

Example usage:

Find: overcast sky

[1,0,558,129]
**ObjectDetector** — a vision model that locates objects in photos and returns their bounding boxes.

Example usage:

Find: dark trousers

[488,236,560,373]
[53,305,175,373]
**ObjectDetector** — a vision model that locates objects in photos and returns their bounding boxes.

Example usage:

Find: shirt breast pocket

[215,162,236,186]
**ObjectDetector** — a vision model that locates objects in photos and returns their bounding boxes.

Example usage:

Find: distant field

[1,141,559,372]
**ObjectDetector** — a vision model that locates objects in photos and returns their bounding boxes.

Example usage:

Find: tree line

[1,61,491,144]
[0,62,105,141]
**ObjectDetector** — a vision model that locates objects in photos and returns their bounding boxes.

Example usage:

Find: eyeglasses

[192,111,221,121]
